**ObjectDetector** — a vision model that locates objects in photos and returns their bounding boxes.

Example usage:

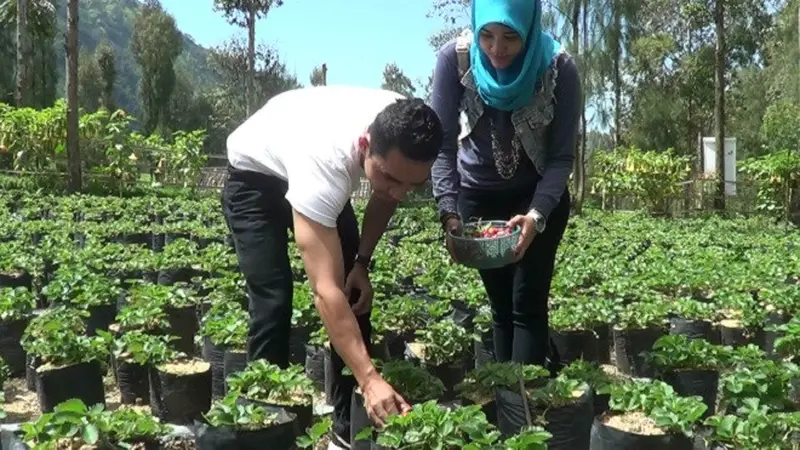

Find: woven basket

[450,220,520,270]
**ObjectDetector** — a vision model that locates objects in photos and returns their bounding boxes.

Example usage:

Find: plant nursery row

[0,190,797,449]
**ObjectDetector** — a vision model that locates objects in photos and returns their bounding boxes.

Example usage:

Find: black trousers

[458,186,570,366]
[221,166,370,441]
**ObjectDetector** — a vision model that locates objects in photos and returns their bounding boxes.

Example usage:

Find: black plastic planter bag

[289,326,311,365]
[114,357,150,405]
[613,326,664,378]
[550,328,598,365]
[448,299,476,332]
[305,345,326,390]
[764,312,790,359]
[594,324,611,364]
[194,404,297,450]
[592,390,610,417]
[323,347,335,405]
[25,354,39,391]
[383,330,414,361]
[662,369,718,419]
[474,331,495,368]
[719,324,765,349]
[85,303,117,336]
[166,305,199,356]
[158,267,197,286]
[0,271,32,289]
[0,317,29,376]
[149,363,212,425]
[350,390,373,450]
[37,360,105,413]
[222,349,248,390]
[588,415,693,450]
[496,388,593,450]
[404,344,466,402]
[462,395,497,425]
[202,336,227,400]
[669,318,718,343]
[255,400,313,439]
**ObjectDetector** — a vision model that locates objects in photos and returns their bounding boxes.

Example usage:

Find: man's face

[363,147,431,202]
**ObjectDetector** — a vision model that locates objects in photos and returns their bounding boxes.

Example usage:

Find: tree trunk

[66,0,81,193]
[713,0,726,211]
[15,0,31,106]
[570,0,585,214]
[613,2,622,147]
[246,8,256,117]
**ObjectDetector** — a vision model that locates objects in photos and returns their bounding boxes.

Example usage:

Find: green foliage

[381,63,416,98]
[590,146,692,213]
[131,0,184,135]
[226,359,315,406]
[608,379,708,436]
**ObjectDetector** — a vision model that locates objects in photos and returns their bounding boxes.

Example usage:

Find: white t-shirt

[227,86,405,228]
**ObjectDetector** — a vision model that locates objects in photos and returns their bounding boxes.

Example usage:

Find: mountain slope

[53,0,218,117]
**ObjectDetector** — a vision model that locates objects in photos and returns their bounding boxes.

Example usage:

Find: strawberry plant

[380,360,446,402]
[226,360,315,406]
[646,335,730,371]
[607,379,708,437]
[457,363,549,403]
[204,391,279,431]
[0,286,36,321]
[412,319,474,366]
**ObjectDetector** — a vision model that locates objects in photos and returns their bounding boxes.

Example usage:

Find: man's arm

[292,208,378,389]
[357,192,398,259]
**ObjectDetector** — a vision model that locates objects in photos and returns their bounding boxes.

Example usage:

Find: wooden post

[321,63,327,86]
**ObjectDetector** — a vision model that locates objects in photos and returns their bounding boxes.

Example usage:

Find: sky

[160,0,456,90]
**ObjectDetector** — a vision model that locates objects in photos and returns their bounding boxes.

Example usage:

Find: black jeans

[221,166,370,442]
[459,186,570,366]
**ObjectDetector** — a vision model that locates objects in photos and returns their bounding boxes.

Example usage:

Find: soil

[603,411,667,436]
[406,342,426,360]
[158,359,210,376]
[3,372,133,423]
[719,319,743,329]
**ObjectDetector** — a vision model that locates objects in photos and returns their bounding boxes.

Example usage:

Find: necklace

[489,116,520,180]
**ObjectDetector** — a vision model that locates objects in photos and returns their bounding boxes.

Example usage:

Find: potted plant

[356,400,552,449]
[518,373,594,449]
[142,332,212,425]
[226,359,315,438]
[199,300,248,399]
[0,286,36,375]
[717,358,798,415]
[196,391,298,449]
[111,330,175,405]
[669,298,719,343]
[549,300,600,366]
[646,334,729,418]
[21,306,110,412]
[612,300,670,378]
[559,360,619,417]
[590,379,707,449]
[290,282,319,365]
[127,282,200,355]
[19,398,108,450]
[717,292,767,349]
[350,359,448,448]
[406,319,474,401]
[370,295,428,360]
[101,405,172,449]
[472,305,495,368]
[703,401,798,449]
[456,362,549,427]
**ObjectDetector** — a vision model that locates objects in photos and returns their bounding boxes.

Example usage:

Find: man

[221,85,443,449]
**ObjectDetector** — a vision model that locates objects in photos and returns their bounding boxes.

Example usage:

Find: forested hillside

[50,0,217,117]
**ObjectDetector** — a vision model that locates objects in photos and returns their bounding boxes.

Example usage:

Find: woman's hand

[443,217,462,263]
[507,214,537,261]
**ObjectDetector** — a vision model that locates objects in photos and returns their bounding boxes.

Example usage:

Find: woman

[430,0,580,367]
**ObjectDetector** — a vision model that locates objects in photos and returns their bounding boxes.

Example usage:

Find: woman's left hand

[507,214,537,261]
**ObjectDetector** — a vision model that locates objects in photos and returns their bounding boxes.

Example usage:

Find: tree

[65,0,80,192]
[381,63,416,98]
[130,0,183,134]
[95,40,116,111]
[78,50,102,111]
[713,0,726,210]
[213,0,284,116]
[309,64,326,86]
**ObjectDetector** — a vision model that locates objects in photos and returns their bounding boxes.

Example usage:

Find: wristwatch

[354,253,372,271]
[526,209,547,233]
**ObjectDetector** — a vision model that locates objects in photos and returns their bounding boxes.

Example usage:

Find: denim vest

[455,30,563,177]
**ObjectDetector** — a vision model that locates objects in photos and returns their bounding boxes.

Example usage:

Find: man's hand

[443,217,462,263]
[507,214,537,261]
[345,263,373,316]
[361,374,411,427]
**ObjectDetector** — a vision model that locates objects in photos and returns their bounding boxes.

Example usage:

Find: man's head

[361,98,443,201]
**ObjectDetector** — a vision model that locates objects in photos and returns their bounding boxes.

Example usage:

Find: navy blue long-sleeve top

[430,39,581,221]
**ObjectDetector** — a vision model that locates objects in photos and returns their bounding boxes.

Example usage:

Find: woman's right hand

[444,217,462,263]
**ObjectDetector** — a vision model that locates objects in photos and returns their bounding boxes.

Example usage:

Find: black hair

[368,98,443,162]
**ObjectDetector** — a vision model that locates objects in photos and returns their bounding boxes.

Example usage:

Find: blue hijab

[470,0,560,111]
